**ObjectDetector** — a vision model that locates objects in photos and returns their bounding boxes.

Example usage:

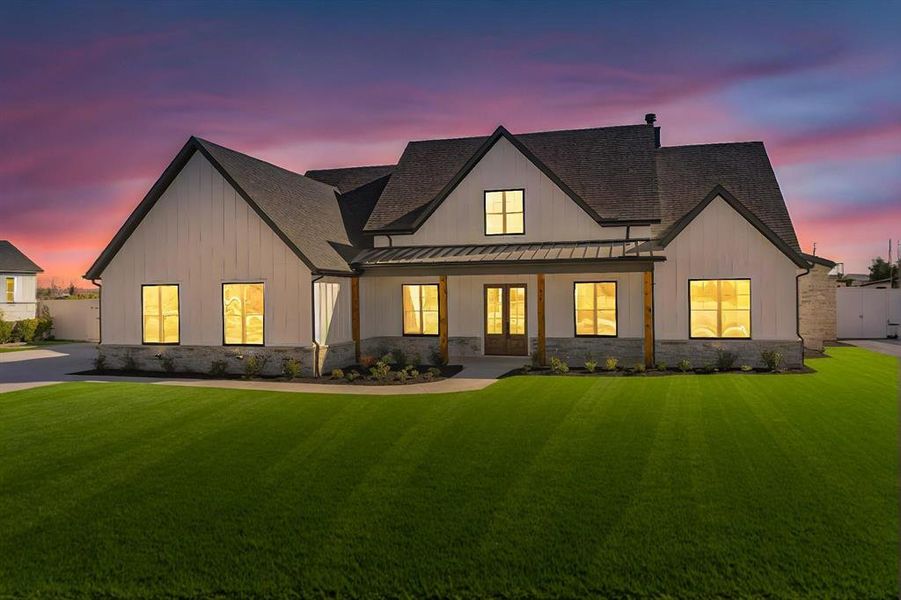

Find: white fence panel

[836,287,901,339]
[40,299,100,342]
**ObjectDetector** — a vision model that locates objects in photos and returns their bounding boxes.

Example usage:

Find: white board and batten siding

[0,273,38,321]
[314,277,352,345]
[100,152,313,346]
[376,137,637,247]
[360,272,644,341]
[654,196,802,341]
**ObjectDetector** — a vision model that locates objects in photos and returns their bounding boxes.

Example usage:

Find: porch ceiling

[352,239,662,272]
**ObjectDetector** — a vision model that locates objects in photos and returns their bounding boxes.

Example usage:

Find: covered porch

[349,240,662,367]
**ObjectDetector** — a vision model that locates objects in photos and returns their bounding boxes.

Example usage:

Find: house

[839,273,870,287]
[85,116,814,375]
[0,241,43,322]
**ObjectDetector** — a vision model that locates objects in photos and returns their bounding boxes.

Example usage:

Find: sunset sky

[2,0,899,285]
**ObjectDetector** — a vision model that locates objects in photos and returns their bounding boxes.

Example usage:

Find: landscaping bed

[71,363,462,385]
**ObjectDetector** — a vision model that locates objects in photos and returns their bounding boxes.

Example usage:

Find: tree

[868,256,900,287]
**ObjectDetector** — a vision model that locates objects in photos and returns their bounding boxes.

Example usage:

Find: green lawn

[0,348,897,598]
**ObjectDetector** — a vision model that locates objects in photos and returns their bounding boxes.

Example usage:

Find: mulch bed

[69,364,463,385]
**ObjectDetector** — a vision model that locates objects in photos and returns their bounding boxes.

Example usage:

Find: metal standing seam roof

[351,240,659,267]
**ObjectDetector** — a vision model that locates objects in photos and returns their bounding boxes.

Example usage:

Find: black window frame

[687,277,753,340]
[140,283,181,346]
[483,188,526,237]
[401,283,440,337]
[572,280,619,338]
[221,281,266,347]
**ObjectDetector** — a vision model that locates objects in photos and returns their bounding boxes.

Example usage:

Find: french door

[484,284,528,355]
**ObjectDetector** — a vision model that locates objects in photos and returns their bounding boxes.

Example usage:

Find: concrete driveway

[0,344,521,395]
[844,339,901,358]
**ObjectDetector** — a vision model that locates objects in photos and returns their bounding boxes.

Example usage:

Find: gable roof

[85,137,356,279]
[655,185,808,268]
[654,142,800,252]
[0,241,43,273]
[364,124,659,232]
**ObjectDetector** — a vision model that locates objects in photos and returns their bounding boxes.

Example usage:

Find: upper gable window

[484,189,524,235]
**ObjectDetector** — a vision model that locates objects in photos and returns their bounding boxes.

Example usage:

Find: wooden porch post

[438,275,448,363]
[643,270,655,368]
[536,273,546,365]
[351,276,361,362]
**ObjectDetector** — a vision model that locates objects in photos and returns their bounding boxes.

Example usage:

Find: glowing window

[402,284,439,336]
[223,283,264,345]
[690,279,751,338]
[484,189,524,235]
[4,277,13,303]
[142,285,179,344]
[574,282,617,336]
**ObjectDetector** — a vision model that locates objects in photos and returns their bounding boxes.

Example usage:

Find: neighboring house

[839,273,871,287]
[798,253,838,351]
[0,240,42,322]
[86,116,816,375]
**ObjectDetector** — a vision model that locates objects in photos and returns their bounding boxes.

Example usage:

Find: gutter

[310,274,324,377]
[90,278,102,344]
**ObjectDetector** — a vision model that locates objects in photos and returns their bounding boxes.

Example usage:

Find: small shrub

[530,350,542,368]
[359,354,377,368]
[12,319,38,343]
[760,349,783,372]
[584,358,598,373]
[678,359,692,373]
[243,352,271,378]
[282,358,302,380]
[369,359,392,382]
[407,352,421,367]
[740,364,753,372]
[604,356,619,371]
[429,347,447,366]
[632,362,646,374]
[714,347,737,371]
[330,368,344,380]
[93,349,107,371]
[422,371,434,382]
[156,351,176,373]
[655,361,668,372]
[209,360,228,377]
[381,352,397,366]
[390,348,407,368]
[0,319,13,343]
[427,366,441,378]
[122,351,138,371]
[345,370,361,382]
[34,313,53,340]
[521,363,532,373]
[396,370,409,383]
[550,356,569,374]
[409,369,420,378]
[696,363,717,374]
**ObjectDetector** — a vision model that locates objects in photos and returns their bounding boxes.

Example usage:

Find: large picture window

[689,279,751,338]
[142,284,180,344]
[402,284,439,336]
[484,189,524,235]
[574,282,617,336]
[223,283,264,345]
[4,277,13,303]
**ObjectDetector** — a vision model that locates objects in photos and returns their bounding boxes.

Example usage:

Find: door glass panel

[486,287,503,334]
[509,287,525,335]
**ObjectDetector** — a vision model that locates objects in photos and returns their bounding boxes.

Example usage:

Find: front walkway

[0,344,523,395]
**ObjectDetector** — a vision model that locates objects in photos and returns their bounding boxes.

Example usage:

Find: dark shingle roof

[364,125,659,232]
[305,165,395,193]
[196,139,355,273]
[0,241,42,273]
[654,142,800,252]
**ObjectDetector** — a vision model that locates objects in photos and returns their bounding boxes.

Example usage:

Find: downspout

[795,265,810,360]
[310,274,324,377]
[90,278,102,344]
